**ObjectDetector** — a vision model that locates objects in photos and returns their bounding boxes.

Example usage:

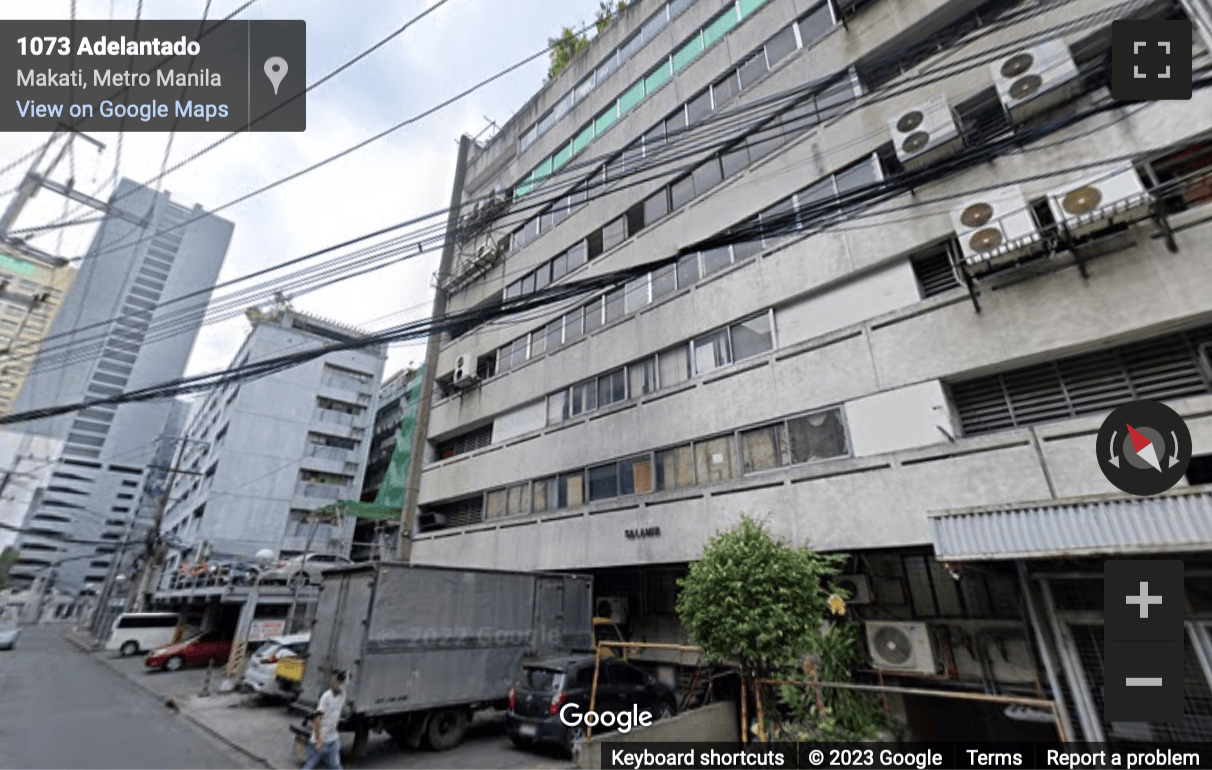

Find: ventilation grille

[951,327,1212,435]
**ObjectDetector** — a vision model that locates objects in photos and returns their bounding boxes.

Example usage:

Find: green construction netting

[318,365,424,521]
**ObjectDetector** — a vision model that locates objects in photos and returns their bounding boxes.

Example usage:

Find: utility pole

[0,126,121,268]
[127,436,206,613]
[398,135,471,561]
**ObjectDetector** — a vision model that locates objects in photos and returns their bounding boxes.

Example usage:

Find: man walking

[302,670,346,769]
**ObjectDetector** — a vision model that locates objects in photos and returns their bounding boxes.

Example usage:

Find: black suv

[506,654,676,755]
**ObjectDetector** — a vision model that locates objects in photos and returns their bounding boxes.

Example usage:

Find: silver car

[0,625,20,650]
[260,553,352,586]
[242,633,310,696]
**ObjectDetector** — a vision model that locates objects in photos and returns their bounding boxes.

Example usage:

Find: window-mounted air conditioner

[990,39,1080,124]
[949,184,1042,274]
[836,574,872,605]
[595,596,629,624]
[1048,164,1152,238]
[889,93,963,172]
[452,353,478,388]
[865,621,937,675]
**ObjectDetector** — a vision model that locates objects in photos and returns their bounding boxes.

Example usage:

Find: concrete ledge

[576,701,739,769]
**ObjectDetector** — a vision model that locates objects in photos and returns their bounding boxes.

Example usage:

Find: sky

[1,0,604,383]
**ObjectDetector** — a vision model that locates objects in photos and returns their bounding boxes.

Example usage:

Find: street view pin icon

[264,57,288,95]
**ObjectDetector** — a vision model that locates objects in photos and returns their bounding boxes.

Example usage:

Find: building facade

[3,179,233,595]
[360,367,419,503]
[410,0,1212,743]
[0,251,76,416]
[160,307,387,574]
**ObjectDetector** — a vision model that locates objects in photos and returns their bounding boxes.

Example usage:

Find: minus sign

[1126,678,1163,686]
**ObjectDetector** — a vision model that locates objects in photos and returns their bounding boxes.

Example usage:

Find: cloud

[2,0,602,380]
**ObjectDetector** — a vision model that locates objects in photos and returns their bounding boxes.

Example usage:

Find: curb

[62,631,278,769]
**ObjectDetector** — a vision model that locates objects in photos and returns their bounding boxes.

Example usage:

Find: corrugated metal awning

[930,489,1212,561]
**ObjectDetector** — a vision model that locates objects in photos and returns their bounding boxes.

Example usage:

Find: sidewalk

[64,628,297,768]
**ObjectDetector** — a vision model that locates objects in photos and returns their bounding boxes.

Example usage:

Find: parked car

[0,624,19,650]
[260,553,352,586]
[224,561,262,585]
[106,612,181,657]
[145,630,233,671]
[242,633,310,696]
[506,655,675,755]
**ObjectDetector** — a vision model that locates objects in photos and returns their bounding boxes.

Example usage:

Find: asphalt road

[0,624,256,769]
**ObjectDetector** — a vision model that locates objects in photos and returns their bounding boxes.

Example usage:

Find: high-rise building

[159,307,386,574]
[3,179,233,595]
[411,0,1212,742]
[0,251,76,416]
[360,367,419,504]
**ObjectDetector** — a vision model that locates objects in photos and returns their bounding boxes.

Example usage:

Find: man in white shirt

[301,670,346,769]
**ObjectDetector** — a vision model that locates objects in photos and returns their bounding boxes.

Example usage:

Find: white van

[107,612,182,656]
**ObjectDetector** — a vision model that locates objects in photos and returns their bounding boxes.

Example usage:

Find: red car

[145,630,233,671]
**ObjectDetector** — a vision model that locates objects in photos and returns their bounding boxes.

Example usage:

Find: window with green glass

[619,81,646,115]
[552,143,573,171]
[703,8,738,48]
[514,177,533,199]
[532,157,553,182]
[672,34,703,72]
[572,124,595,155]
[595,105,619,135]
[738,0,769,17]
[645,60,672,93]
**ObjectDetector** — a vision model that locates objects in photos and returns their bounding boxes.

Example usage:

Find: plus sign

[1126,581,1163,618]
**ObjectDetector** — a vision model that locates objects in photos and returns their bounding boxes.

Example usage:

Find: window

[559,472,584,508]
[602,215,627,252]
[787,408,848,462]
[765,25,798,66]
[588,463,619,501]
[731,313,774,360]
[533,476,557,513]
[597,369,627,407]
[670,174,696,209]
[624,276,650,313]
[693,328,732,374]
[583,296,604,334]
[701,245,732,276]
[619,455,654,494]
[436,423,493,459]
[628,357,658,398]
[569,380,598,416]
[955,87,1012,147]
[686,90,712,125]
[713,71,740,107]
[694,435,736,483]
[651,264,677,300]
[798,1,835,45]
[659,344,690,387]
[605,288,625,324]
[741,424,789,473]
[547,391,566,424]
[692,157,723,196]
[655,444,694,491]
[546,319,564,351]
[564,307,584,343]
[552,250,570,281]
[644,189,669,223]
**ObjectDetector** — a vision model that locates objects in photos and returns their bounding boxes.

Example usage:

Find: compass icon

[1097,400,1192,496]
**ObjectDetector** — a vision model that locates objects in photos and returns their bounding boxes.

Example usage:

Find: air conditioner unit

[836,574,872,605]
[866,621,937,675]
[990,39,1080,124]
[949,184,1042,273]
[889,93,963,172]
[1048,164,1152,238]
[596,597,629,624]
[452,353,478,388]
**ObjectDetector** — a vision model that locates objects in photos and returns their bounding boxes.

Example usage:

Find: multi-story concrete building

[160,307,387,574]
[0,250,76,416]
[3,179,232,595]
[411,0,1212,742]
[360,367,419,503]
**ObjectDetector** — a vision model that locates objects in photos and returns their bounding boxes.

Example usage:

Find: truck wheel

[120,641,138,657]
[425,708,468,750]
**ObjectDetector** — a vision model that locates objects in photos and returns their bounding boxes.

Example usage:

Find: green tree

[548,27,589,79]
[676,514,889,741]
